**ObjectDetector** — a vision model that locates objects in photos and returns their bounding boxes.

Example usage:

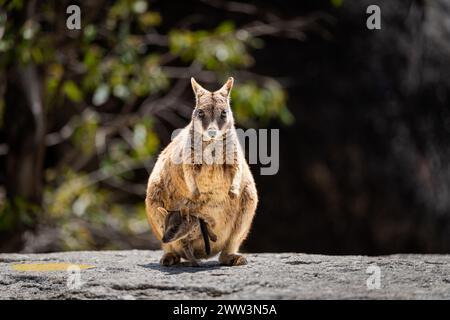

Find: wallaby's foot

[219,253,248,266]
[160,252,181,266]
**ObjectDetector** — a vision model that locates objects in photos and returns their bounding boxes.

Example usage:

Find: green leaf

[113,84,130,100]
[138,12,161,27]
[215,21,235,34]
[83,24,97,42]
[92,84,110,106]
[280,107,295,125]
[132,0,148,14]
[63,80,83,103]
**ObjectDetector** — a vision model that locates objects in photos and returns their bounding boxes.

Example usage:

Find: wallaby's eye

[221,110,227,118]
[197,109,205,118]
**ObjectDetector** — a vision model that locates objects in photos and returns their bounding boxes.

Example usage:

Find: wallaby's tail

[199,219,211,256]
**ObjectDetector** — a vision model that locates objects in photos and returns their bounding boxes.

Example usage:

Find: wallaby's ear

[216,77,234,97]
[191,77,208,96]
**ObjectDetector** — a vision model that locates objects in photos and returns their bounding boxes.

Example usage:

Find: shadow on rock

[139,261,225,274]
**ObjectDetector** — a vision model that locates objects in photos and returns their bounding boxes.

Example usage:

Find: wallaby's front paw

[191,188,200,200]
[229,188,239,199]
[160,252,181,266]
[219,254,248,266]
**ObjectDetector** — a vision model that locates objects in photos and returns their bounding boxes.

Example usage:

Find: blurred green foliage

[169,21,257,70]
[330,0,344,8]
[0,0,293,250]
[232,81,293,126]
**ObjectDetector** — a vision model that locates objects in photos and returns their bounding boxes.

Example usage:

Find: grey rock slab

[0,250,449,299]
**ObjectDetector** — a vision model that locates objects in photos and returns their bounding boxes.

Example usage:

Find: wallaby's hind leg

[219,185,257,266]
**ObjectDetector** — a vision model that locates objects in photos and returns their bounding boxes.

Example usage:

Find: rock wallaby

[158,207,217,267]
[145,77,258,266]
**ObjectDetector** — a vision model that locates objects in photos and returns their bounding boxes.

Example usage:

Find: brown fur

[145,77,258,266]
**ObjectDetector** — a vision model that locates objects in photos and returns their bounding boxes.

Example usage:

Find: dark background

[246,0,450,254]
[1,0,449,255]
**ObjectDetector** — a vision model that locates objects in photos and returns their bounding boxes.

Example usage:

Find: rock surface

[0,250,449,299]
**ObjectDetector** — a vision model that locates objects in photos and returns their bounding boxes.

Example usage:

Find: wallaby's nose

[207,129,217,138]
